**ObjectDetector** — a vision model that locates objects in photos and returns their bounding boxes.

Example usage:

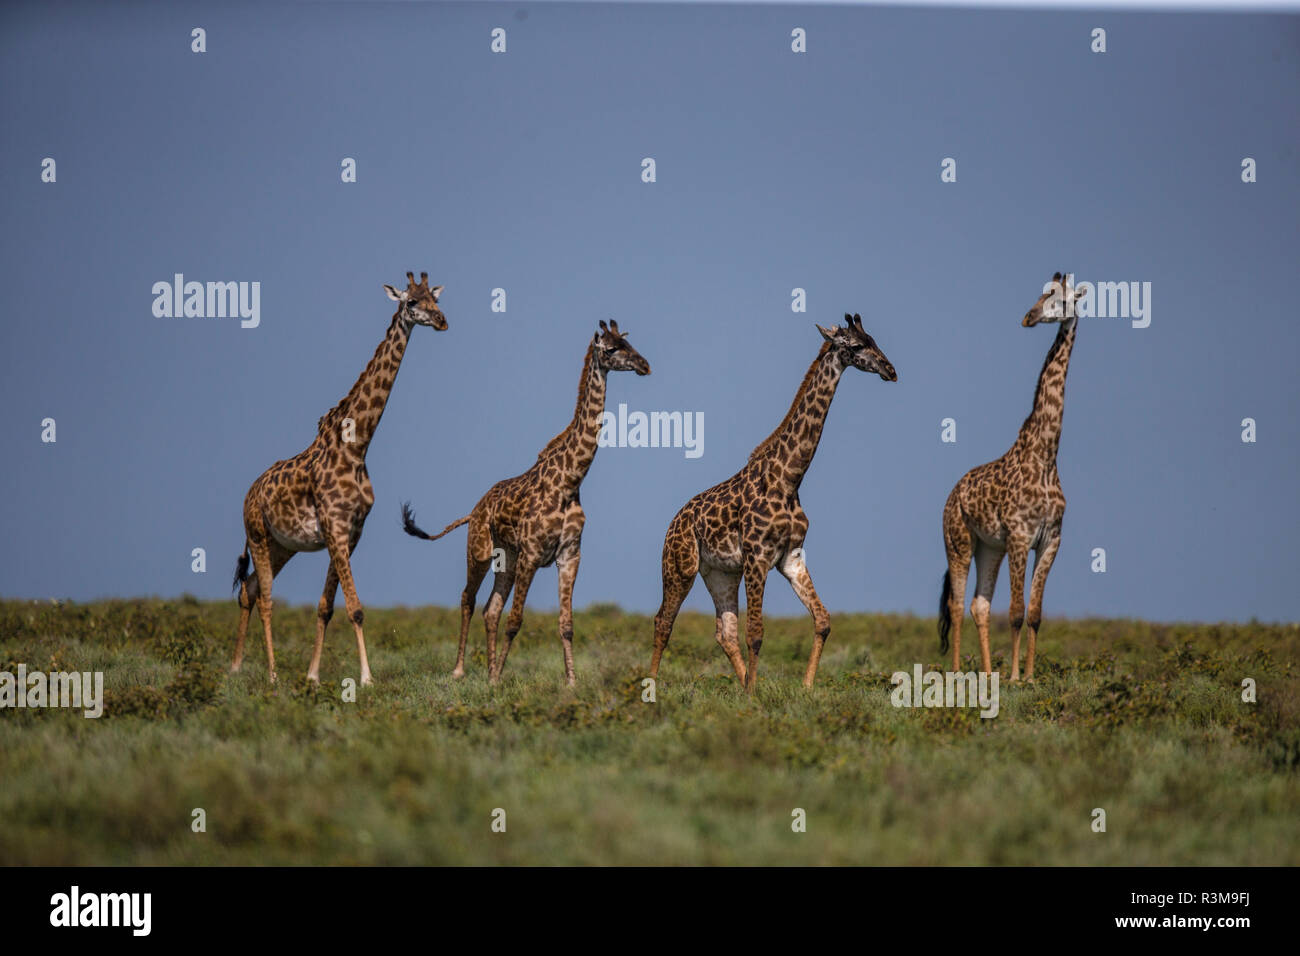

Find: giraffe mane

[316,310,409,438]
[747,341,833,463]
[536,340,598,460]
[1017,319,1074,438]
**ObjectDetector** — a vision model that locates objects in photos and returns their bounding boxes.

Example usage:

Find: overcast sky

[2,1,1297,622]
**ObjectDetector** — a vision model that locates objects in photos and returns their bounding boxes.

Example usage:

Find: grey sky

[2,1,1297,622]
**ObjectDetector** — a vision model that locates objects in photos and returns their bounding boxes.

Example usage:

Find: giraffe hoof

[360,675,374,687]
[307,675,320,685]
[451,668,465,679]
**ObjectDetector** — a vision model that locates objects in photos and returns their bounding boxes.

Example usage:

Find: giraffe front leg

[742,555,768,695]
[700,566,744,685]
[308,564,339,684]
[1004,538,1029,682]
[555,537,582,688]
[492,560,537,685]
[1025,532,1061,684]
[247,538,290,684]
[325,526,372,686]
[481,548,516,679]
[777,549,830,689]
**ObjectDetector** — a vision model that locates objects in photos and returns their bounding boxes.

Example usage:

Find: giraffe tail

[938,569,953,654]
[401,502,469,542]
[232,544,252,593]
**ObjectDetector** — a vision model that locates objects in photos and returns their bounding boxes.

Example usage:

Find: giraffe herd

[231,269,1086,693]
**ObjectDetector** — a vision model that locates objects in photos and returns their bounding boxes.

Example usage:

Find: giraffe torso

[668,346,843,575]
[473,464,582,568]
[949,453,1064,551]
[676,462,810,573]
[244,442,375,553]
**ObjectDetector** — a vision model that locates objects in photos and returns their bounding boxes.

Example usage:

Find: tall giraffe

[649,314,897,692]
[401,320,650,686]
[938,272,1087,681]
[231,272,448,685]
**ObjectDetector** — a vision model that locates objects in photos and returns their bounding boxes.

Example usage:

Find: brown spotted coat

[231,272,447,685]
[939,272,1086,681]
[648,314,897,692]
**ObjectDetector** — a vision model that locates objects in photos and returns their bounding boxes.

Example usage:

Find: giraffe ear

[429,285,444,301]
[815,324,835,342]
[1073,285,1088,301]
[383,284,406,302]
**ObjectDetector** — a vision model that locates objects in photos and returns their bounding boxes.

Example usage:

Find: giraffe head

[815,313,897,381]
[592,319,651,375]
[1023,271,1087,327]
[384,271,448,330]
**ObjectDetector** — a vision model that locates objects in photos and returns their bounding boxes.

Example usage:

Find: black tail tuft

[938,569,953,653]
[401,501,431,539]
[232,546,252,593]
[401,501,471,542]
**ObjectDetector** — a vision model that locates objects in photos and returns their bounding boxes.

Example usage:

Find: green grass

[1,597,1297,865]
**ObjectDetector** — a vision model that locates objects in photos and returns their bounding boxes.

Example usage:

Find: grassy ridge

[0,598,1296,865]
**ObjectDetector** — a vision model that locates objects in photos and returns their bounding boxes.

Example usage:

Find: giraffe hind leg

[971,540,1005,677]
[942,500,973,673]
[457,516,494,677]
[247,536,293,684]
[650,516,699,679]
[233,576,254,673]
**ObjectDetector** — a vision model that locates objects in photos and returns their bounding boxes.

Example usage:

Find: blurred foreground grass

[1,598,1296,865]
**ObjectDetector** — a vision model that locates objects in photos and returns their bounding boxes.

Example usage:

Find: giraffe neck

[318,310,414,457]
[536,344,608,491]
[1013,317,1077,466]
[748,343,845,492]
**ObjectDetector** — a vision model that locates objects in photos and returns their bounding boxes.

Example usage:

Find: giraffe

[648,314,897,692]
[230,272,448,685]
[938,272,1087,682]
[401,319,650,686]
